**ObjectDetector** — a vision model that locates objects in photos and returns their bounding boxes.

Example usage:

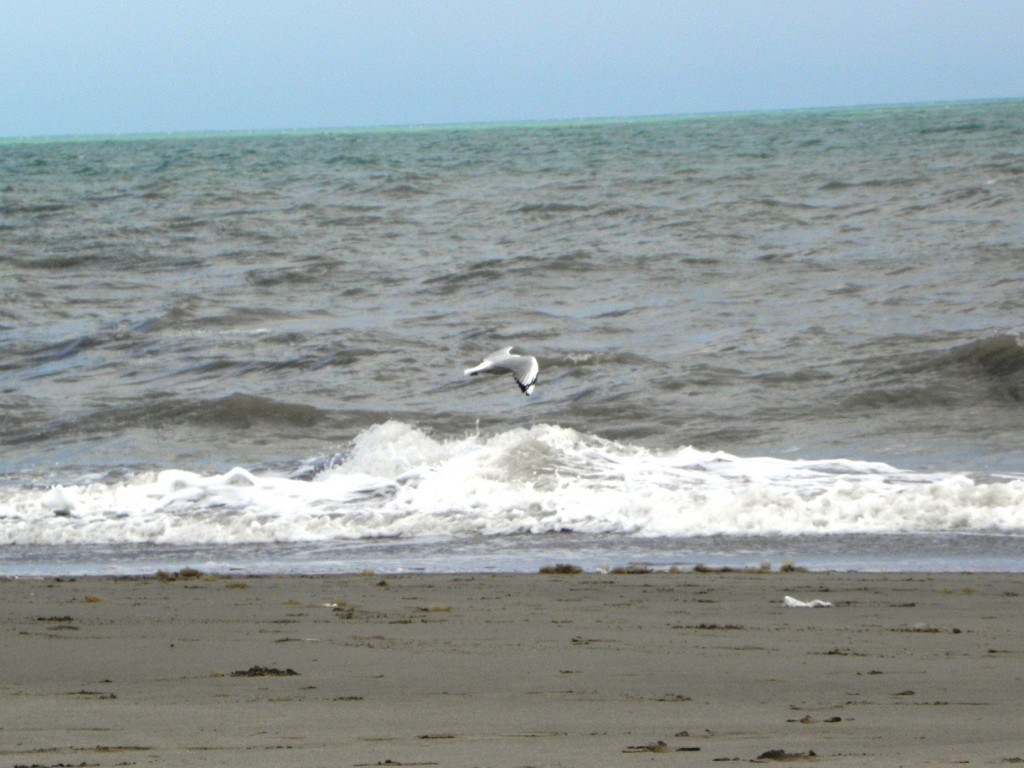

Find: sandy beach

[2,569,1023,767]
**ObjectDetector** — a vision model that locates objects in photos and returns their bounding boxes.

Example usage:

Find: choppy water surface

[3,100,1024,574]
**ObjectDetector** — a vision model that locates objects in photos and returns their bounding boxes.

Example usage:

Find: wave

[918,121,986,135]
[915,334,1024,403]
[3,421,1023,546]
[819,177,925,191]
[937,334,1024,380]
[510,202,594,216]
[838,334,1024,412]
[20,335,101,367]
[185,393,324,429]
[4,394,326,449]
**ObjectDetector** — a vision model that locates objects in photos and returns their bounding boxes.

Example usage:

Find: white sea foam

[3,421,1024,546]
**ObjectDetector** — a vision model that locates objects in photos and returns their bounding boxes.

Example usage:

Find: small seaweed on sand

[624,740,671,753]
[539,564,583,574]
[694,562,802,574]
[624,740,700,753]
[154,567,205,581]
[755,748,818,761]
[231,666,299,677]
[693,564,730,573]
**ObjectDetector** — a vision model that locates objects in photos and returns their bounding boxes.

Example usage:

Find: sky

[2,0,1023,138]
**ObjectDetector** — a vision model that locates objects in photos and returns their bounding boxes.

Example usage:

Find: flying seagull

[464,347,539,396]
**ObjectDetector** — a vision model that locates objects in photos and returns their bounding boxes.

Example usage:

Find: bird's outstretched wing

[464,347,539,396]
[506,354,538,395]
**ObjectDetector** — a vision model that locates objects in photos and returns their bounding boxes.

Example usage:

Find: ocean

[3,99,1024,575]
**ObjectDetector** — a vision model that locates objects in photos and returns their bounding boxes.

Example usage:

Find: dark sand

[2,570,1023,766]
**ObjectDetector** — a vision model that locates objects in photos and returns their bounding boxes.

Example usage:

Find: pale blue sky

[2,0,1022,137]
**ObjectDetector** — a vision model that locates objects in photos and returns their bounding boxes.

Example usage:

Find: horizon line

[2,95,1020,145]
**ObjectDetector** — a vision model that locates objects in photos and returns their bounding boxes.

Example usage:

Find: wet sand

[2,570,1023,767]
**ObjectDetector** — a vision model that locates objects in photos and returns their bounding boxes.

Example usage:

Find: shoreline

[6,527,1024,578]
[4,570,1023,766]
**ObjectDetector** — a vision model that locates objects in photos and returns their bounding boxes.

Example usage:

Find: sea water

[3,100,1024,574]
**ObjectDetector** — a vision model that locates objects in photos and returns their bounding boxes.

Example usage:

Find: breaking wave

[3,421,1023,546]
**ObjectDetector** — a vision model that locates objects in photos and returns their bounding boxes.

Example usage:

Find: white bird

[464,347,539,396]
[784,595,834,608]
